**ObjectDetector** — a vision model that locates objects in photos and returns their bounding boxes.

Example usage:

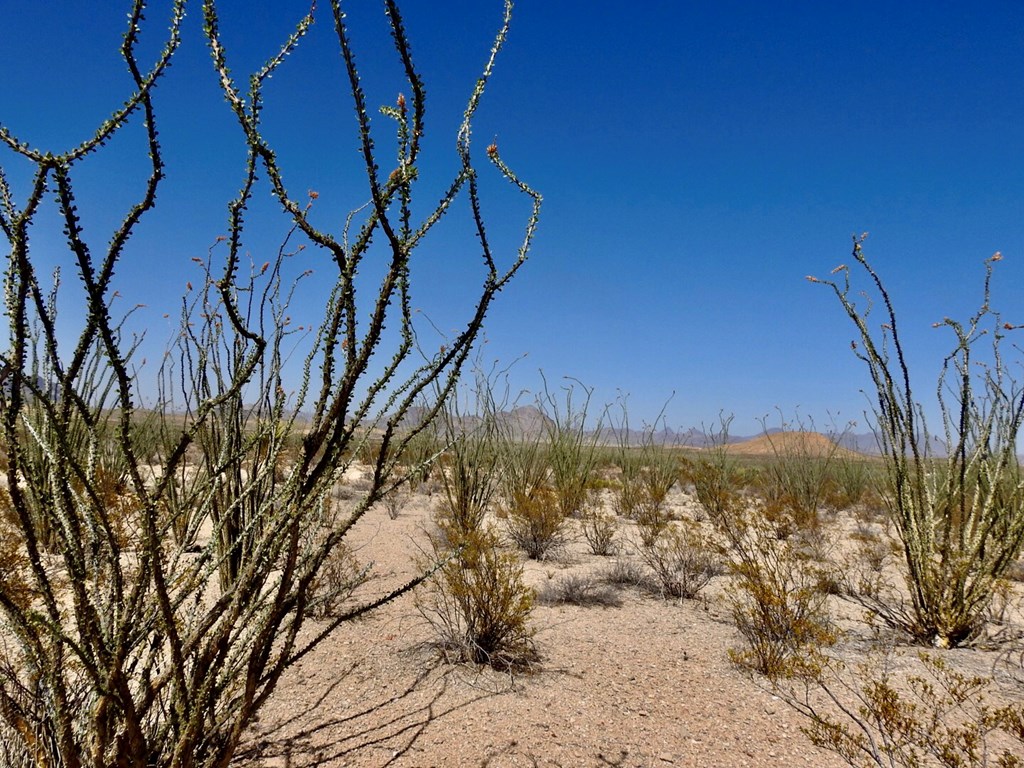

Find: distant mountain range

[384,403,988,458]
[593,425,886,455]
[392,404,891,456]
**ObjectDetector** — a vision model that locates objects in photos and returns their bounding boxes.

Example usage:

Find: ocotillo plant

[811,239,1024,647]
[0,2,539,766]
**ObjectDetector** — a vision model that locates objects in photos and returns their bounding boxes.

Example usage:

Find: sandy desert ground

[235,459,1023,768]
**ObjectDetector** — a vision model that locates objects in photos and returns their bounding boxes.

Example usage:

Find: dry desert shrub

[382,487,408,519]
[580,505,619,556]
[420,374,540,669]
[835,523,905,607]
[777,647,1024,768]
[791,521,838,565]
[418,524,538,670]
[538,572,621,607]
[503,486,571,560]
[724,507,836,678]
[635,500,672,547]
[638,522,719,600]
[602,555,648,589]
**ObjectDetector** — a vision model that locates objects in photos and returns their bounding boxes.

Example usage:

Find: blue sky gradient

[2,2,1023,434]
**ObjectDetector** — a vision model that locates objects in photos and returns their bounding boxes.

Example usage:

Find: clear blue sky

[2,1,1023,436]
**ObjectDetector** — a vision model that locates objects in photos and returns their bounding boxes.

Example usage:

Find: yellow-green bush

[419,524,537,670]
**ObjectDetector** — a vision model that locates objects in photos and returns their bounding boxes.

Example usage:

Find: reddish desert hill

[724,430,862,458]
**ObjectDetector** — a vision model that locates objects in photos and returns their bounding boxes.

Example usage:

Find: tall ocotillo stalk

[811,239,1024,647]
[0,2,540,766]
